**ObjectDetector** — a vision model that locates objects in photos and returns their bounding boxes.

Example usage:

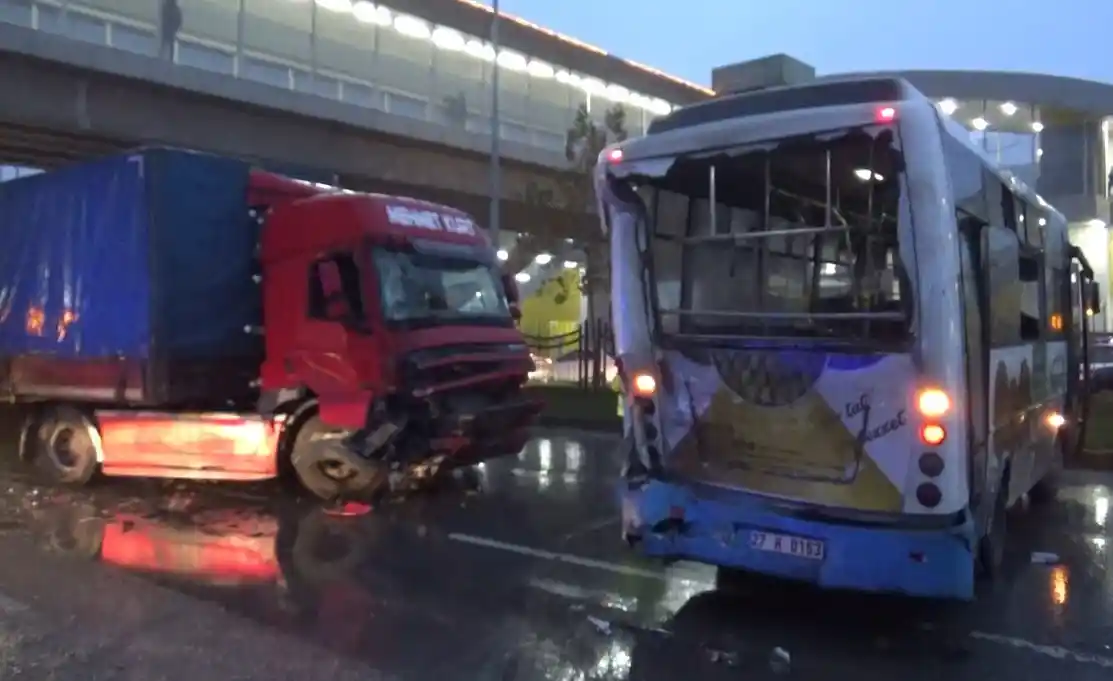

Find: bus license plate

[749,530,825,561]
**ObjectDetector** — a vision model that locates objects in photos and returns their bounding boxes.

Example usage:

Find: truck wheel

[34,406,99,486]
[289,416,388,502]
[288,509,366,589]
[40,502,104,559]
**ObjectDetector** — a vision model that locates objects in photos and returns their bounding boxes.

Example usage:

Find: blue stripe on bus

[621,481,977,600]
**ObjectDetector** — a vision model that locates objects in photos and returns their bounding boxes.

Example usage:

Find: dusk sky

[484,0,1113,88]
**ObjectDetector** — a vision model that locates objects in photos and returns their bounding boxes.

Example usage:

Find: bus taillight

[632,372,656,396]
[920,424,946,446]
[876,106,897,122]
[916,388,951,418]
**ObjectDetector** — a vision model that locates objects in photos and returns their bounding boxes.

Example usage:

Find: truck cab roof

[251,170,491,261]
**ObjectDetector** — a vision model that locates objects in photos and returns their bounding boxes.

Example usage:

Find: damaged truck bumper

[295,398,543,501]
[620,480,978,601]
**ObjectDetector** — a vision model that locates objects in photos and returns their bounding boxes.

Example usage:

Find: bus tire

[713,566,751,594]
[1028,471,1060,504]
[33,405,99,487]
[1030,435,1067,504]
[977,477,1009,580]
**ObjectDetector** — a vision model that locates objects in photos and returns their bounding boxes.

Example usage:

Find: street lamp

[488,0,502,248]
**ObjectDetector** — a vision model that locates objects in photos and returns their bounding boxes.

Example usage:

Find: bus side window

[1019,250,1042,342]
[982,226,1022,347]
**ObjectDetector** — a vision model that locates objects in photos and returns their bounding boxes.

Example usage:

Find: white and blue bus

[597,77,1101,600]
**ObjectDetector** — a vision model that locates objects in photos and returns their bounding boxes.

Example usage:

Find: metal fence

[523,317,614,390]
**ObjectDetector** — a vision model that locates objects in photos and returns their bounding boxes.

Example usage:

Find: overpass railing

[0,0,678,155]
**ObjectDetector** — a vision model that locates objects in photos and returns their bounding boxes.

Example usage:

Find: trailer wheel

[34,406,99,486]
[289,416,388,502]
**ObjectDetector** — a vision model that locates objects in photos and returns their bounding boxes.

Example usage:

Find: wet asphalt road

[0,429,1112,680]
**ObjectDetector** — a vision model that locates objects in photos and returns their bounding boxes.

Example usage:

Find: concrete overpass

[0,22,599,241]
[0,0,711,247]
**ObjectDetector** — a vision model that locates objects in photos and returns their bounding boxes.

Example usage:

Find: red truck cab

[251,172,539,499]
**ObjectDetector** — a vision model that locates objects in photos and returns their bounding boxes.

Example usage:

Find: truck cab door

[295,253,378,427]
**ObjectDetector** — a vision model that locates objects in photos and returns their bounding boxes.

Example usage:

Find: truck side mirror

[1088,281,1102,315]
[501,272,522,322]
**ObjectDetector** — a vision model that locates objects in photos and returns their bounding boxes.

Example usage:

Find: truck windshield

[371,247,510,324]
[609,124,912,344]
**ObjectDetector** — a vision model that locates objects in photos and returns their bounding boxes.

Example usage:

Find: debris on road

[769,646,791,675]
[586,615,612,636]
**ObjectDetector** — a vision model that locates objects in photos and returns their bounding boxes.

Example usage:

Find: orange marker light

[632,373,656,396]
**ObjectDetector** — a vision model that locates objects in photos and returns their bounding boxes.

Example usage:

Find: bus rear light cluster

[624,370,663,475]
[916,387,949,446]
[917,452,944,477]
[916,482,942,508]
[919,424,946,446]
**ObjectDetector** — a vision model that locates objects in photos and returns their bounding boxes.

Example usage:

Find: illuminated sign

[385,205,477,235]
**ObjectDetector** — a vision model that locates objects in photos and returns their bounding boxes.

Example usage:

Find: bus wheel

[977,480,1009,579]
[713,566,752,594]
[33,406,99,487]
[1028,471,1060,504]
[1030,436,1066,504]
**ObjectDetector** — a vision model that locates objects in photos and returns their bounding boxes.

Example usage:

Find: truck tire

[287,509,366,589]
[39,502,104,559]
[289,416,388,502]
[33,406,99,487]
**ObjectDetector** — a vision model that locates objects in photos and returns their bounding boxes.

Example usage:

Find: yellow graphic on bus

[671,385,902,512]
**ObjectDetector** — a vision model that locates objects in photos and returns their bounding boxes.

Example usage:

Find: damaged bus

[598,77,1101,600]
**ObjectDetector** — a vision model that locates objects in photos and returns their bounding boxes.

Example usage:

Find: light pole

[488,0,502,249]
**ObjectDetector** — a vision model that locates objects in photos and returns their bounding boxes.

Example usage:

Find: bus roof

[623,75,1065,226]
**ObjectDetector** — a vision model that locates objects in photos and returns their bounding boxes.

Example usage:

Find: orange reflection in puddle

[1050,564,1069,607]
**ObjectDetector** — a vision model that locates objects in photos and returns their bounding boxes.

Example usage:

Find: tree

[563,102,627,388]
[512,103,627,303]
[563,102,626,297]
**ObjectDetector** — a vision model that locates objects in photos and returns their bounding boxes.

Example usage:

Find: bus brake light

[920,424,946,446]
[876,106,896,122]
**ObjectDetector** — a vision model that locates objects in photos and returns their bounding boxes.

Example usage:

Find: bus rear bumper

[621,480,977,601]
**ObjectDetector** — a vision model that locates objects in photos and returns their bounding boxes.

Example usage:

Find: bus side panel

[987,346,1036,504]
[900,107,974,515]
